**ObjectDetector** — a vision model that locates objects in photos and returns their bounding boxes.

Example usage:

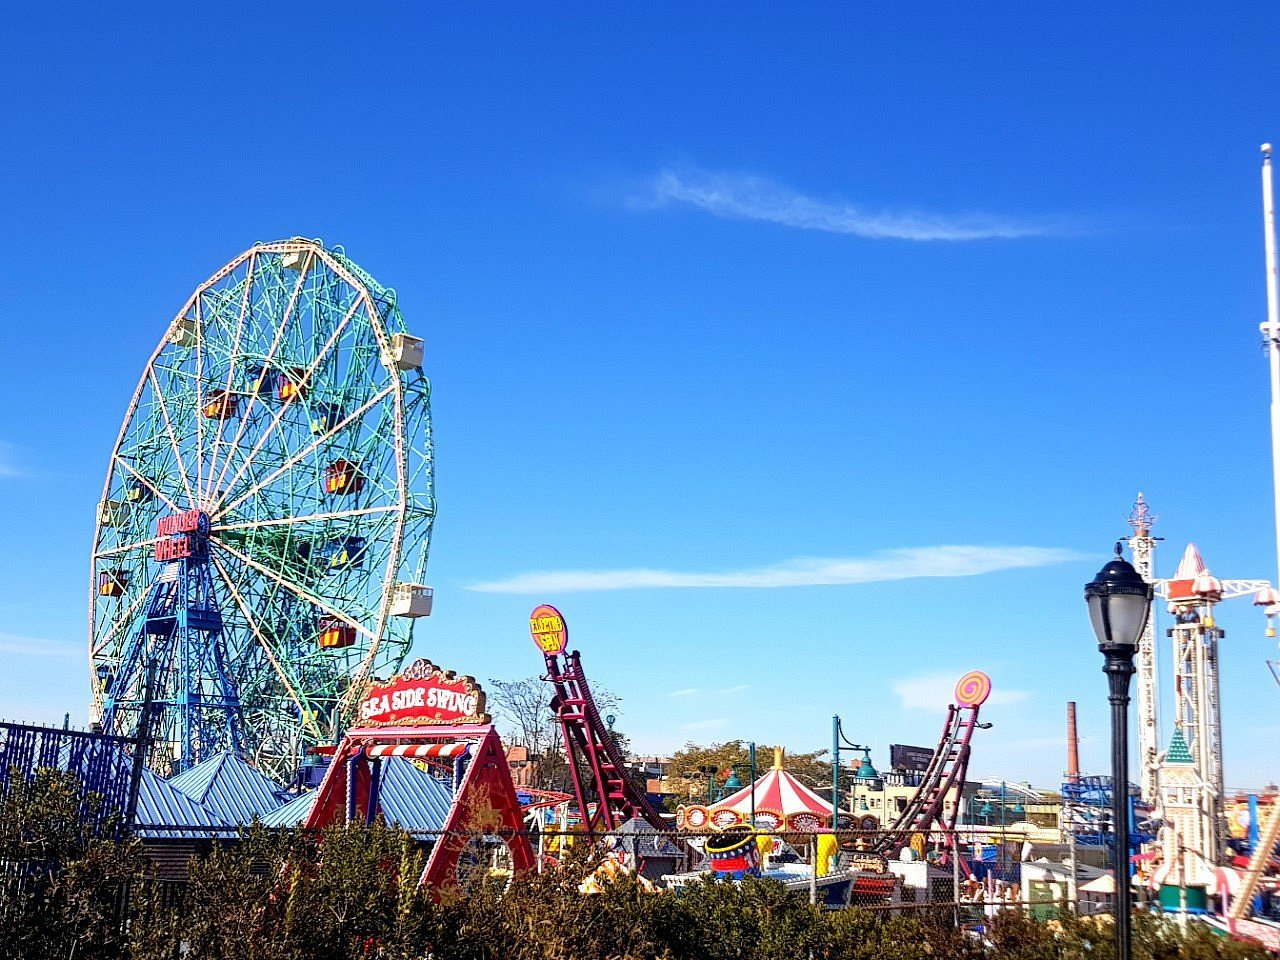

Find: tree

[487,675,624,794]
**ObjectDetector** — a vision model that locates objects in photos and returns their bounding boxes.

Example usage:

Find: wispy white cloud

[469,545,1082,594]
[636,167,1070,242]
[719,684,752,695]
[0,443,26,479]
[0,631,79,658]
[892,673,1029,711]
[681,718,729,732]
[669,688,700,698]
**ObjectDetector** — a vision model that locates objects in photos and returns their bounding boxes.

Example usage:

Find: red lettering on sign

[155,536,194,562]
[157,510,203,538]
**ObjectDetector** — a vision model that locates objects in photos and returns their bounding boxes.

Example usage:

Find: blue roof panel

[257,758,453,831]
[136,768,228,838]
[259,789,317,827]
[379,757,452,831]
[168,752,288,823]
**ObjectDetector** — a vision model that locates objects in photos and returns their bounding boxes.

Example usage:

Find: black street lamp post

[697,764,718,803]
[1084,545,1153,960]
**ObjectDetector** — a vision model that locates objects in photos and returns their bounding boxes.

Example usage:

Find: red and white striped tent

[706,748,833,831]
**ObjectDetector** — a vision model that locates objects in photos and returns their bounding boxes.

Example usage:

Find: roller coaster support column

[1085,546,1153,960]
[125,658,157,827]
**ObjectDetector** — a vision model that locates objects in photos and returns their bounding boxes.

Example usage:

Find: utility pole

[1228,143,1280,919]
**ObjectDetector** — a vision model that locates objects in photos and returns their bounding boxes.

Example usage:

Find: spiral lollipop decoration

[954,670,992,707]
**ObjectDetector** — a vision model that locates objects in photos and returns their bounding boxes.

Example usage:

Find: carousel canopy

[710,747,833,825]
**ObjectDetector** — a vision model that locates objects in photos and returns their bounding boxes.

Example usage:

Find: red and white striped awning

[365,742,471,760]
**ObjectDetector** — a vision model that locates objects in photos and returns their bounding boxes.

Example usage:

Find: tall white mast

[1227,144,1280,919]
[1263,144,1280,588]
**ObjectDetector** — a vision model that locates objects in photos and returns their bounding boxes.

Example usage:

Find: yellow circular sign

[529,604,568,656]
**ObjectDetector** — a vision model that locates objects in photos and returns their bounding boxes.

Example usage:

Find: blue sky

[3,2,1280,789]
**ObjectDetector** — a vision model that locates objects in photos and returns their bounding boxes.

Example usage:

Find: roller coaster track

[543,649,667,835]
[873,700,982,857]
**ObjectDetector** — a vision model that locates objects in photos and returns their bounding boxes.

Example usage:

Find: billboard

[889,743,934,773]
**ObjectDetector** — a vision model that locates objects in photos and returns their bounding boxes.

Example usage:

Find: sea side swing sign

[308,656,535,895]
[356,658,489,726]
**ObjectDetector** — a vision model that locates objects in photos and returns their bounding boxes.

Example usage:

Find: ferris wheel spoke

[216,383,395,518]
[208,254,314,503]
[90,588,151,658]
[146,369,197,506]
[209,552,325,742]
[212,296,365,512]
[194,297,207,501]
[213,504,397,532]
[93,536,161,560]
[340,397,411,711]
[209,535,374,641]
[114,458,183,515]
[202,251,258,502]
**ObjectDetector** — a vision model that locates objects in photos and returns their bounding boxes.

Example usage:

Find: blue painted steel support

[1250,794,1261,852]
[100,513,244,773]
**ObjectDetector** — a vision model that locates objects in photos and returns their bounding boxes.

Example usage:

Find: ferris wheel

[89,238,435,778]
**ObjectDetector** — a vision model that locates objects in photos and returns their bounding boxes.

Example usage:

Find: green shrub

[2,773,1274,960]
[0,768,151,960]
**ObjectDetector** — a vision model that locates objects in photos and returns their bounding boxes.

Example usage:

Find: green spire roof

[1165,727,1194,765]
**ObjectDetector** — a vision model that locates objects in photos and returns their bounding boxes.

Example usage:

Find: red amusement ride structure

[872,671,990,858]
[530,605,668,835]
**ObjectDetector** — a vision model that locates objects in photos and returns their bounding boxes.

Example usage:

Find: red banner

[356,659,488,726]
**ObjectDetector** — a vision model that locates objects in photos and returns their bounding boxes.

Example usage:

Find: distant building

[844,753,980,831]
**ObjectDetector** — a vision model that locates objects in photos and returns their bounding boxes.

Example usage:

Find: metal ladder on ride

[873,703,976,856]
[543,650,667,835]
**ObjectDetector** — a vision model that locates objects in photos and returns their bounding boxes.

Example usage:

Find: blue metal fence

[0,720,136,830]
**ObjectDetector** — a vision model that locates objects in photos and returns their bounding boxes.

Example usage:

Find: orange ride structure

[302,658,534,895]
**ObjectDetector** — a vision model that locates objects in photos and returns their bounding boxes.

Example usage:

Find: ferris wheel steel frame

[89,238,435,777]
